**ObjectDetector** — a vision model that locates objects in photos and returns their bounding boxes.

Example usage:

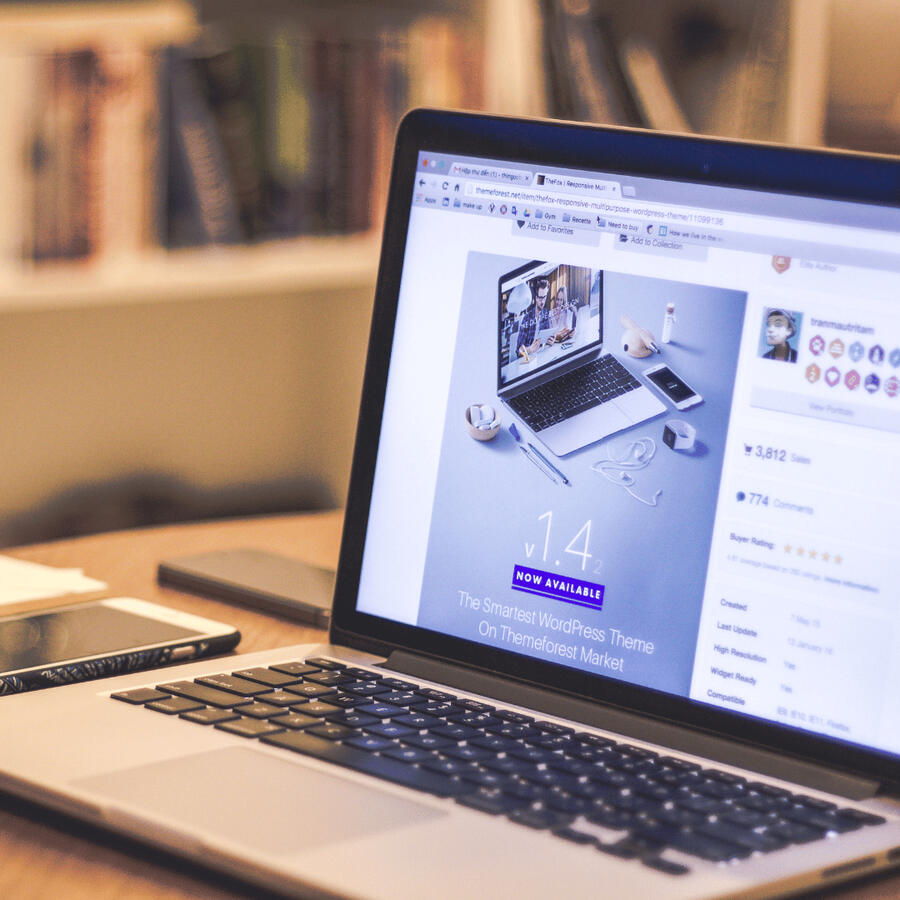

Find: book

[165,45,242,246]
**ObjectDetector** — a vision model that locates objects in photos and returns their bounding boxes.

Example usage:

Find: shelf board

[0,234,381,313]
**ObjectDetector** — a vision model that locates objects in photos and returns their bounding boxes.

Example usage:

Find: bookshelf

[0,0,893,546]
[0,0,485,310]
[0,235,380,312]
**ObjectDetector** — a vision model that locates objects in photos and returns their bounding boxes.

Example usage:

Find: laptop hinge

[381,650,882,801]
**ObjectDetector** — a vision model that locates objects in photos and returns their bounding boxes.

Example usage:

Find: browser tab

[449,162,531,185]
[537,173,621,198]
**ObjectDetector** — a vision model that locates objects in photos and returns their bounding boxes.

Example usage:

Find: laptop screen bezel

[330,108,900,788]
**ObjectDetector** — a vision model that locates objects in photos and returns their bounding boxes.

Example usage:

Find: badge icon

[886,376,900,398]
[890,349,900,368]
[809,335,825,356]
[845,370,860,391]
[772,255,791,274]
[849,341,865,362]
[828,338,844,359]
[869,345,884,365]
[865,373,880,394]
[805,364,821,383]
[825,366,841,387]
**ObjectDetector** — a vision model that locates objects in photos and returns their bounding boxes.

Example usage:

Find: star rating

[784,546,842,563]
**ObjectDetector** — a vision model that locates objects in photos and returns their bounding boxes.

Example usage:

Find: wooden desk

[0,511,897,900]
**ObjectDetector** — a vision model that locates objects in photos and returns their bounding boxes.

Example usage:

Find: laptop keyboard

[112,657,887,876]
[508,354,641,432]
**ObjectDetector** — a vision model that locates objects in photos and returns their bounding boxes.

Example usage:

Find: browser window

[357,148,900,758]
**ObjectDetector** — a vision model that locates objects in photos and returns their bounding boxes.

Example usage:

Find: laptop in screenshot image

[0,110,898,900]
[496,261,666,455]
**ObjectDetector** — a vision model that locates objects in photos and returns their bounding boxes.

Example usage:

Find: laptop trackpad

[75,746,445,854]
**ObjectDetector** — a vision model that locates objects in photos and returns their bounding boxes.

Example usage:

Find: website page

[357,150,900,758]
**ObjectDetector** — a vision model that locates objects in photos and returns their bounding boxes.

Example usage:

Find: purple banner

[511,564,604,611]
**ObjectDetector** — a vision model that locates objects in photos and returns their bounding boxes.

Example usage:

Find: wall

[0,284,373,544]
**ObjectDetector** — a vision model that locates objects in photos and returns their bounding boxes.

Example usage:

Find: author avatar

[761,308,800,363]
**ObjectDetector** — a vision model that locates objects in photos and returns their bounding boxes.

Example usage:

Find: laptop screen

[345,113,900,773]
[498,260,601,389]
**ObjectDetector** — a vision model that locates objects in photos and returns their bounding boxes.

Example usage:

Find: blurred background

[0,0,897,547]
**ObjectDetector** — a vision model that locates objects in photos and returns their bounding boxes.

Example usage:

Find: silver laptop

[497,260,665,456]
[1,110,899,900]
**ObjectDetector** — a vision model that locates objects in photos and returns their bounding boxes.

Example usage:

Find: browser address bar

[465,183,897,251]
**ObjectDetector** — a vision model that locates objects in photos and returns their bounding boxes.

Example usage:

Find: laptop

[1,110,899,900]
[497,260,665,456]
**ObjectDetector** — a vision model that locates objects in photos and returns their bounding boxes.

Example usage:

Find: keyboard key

[303,670,353,686]
[356,701,407,718]
[695,821,787,853]
[457,788,528,815]
[383,745,436,764]
[449,712,501,729]
[269,662,321,676]
[286,683,337,700]
[766,820,827,844]
[147,696,204,715]
[495,710,535,725]
[254,690,306,707]
[487,723,540,740]
[343,682,389,698]
[307,723,356,741]
[261,731,474,798]
[420,757,478,777]
[157,680,251,709]
[112,687,170,704]
[402,733,456,751]
[324,693,366,709]
[304,658,345,670]
[326,710,380,728]
[795,794,837,812]
[781,804,862,834]
[574,732,616,748]
[392,712,443,730]
[342,667,381,680]
[553,826,598,846]
[586,804,639,831]
[509,803,574,829]
[365,722,417,739]
[180,707,239,725]
[664,829,752,862]
[459,769,517,789]
[239,702,284,719]
[418,689,456,702]
[442,744,494,763]
[196,674,270,696]
[379,678,419,691]
[375,691,426,706]
[297,701,341,718]
[232,667,301,687]
[412,701,465,717]
[215,717,285,738]
[837,808,886,827]
[504,744,556,764]
[468,735,519,753]
[459,700,495,713]
[641,857,690,876]
[344,734,396,752]
[482,756,538,777]
[270,711,319,730]
[430,723,479,742]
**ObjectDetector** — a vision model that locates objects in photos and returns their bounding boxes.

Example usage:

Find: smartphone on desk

[158,548,334,627]
[0,598,240,696]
